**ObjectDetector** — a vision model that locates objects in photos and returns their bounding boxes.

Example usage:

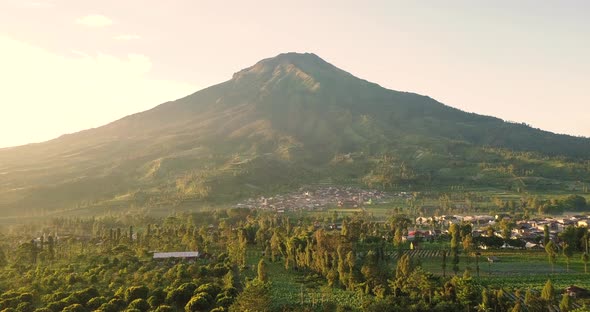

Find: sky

[1,0,589,148]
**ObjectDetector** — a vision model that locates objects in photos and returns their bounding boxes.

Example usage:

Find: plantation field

[412,249,590,291]
[243,248,363,310]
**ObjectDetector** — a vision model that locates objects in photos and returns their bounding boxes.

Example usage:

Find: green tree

[228,280,270,312]
[184,294,209,312]
[454,273,480,312]
[510,301,522,312]
[450,223,460,275]
[62,304,85,312]
[541,279,555,303]
[125,286,149,303]
[389,253,414,297]
[545,241,557,273]
[563,243,574,272]
[128,299,150,312]
[441,251,447,278]
[499,220,514,241]
[524,289,543,312]
[543,225,550,246]
[166,283,197,309]
[560,294,572,312]
[477,288,491,312]
[257,258,268,283]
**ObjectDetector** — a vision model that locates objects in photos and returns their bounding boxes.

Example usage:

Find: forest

[1,202,590,312]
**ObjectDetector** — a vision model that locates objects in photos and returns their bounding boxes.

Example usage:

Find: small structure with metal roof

[153,251,201,260]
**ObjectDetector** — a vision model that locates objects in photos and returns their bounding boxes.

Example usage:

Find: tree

[560,294,572,312]
[442,251,447,278]
[478,288,491,312]
[47,235,55,260]
[393,228,403,248]
[361,250,381,290]
[499,220,514,241]
[228,280,270,312]
[166,283,197,309]
[125,286,149,303]
[543,225,550,246]
[541,279,555,303]
[390,253,414,296]
[454,273,480,312]
[496,289,510,312]
[450,223,460,275]
[510,301,522,312]
[583,252,589,274]
[184,294,210,312]
[257,258,268,283]
[545,241,557,273]
[462,234,473,255]
[128,298,150,312]
[563,243,574,272]
[524,289,543,312]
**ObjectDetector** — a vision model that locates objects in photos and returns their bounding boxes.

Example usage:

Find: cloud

[114,34,141,41]
[0,35,195,148]
[75,14,114,28]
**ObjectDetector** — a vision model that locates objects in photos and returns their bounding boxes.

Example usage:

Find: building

[153,251,201,261]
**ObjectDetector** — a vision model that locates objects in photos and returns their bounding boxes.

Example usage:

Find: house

[153,251,201,261]
[565,286,590,298]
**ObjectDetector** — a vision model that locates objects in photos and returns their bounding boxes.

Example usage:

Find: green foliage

[541,279,555,302]
[127,299,150,312]
[2,53,590,215]
[184,294,210,312]
[228,280,270,312]
[257,258,268,283]
[62,304,84,312]
[560,294,572,312]
[124,286,149,303]
[153,305,173,312]
[2,206,590,312]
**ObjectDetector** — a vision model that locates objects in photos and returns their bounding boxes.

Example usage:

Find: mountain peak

[231,52,355,90]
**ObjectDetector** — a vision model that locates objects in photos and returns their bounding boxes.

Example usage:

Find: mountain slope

[1,52,589,216]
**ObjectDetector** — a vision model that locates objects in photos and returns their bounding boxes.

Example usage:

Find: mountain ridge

[1,52,589,216]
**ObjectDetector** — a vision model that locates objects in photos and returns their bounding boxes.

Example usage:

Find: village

[233,186,412,212]
[410,214,590,250]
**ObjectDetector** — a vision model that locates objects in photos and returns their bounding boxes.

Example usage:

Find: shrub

[62,304,85,312]
[184,295,209,312]
[127,299,150,312]
[46,301,67,312]
[87,297,107,310]
[125,286,149,303]
[195,284,220,298]
[154,305,173,312]
[74,287,99,304]
[15,302,34,312]
[16,294,33,304]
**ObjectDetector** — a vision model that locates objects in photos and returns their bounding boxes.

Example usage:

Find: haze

[1,0,589,148]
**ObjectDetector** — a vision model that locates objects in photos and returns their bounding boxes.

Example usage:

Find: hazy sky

[1,0,589,148]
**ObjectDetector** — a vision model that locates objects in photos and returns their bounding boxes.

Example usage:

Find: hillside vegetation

[1,53,589,216]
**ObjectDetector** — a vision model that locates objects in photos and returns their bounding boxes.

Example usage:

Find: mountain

[1,52,589,216]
